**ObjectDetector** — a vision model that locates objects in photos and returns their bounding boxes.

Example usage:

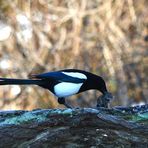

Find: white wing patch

[54,82,83,97]
[62,72,87,79]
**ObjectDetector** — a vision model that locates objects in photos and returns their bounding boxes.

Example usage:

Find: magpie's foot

[63,103,73,108]
[58,97,73,108]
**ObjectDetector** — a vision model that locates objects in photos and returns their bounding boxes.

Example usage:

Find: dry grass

[0,0,147,109]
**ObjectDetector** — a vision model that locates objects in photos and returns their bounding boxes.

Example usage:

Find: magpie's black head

[94,77,113,102]
[95,76,108,95]
[94,78,114,105]
[79,71,108,95]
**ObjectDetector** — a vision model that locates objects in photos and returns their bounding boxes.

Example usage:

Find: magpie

[0,69,112,108]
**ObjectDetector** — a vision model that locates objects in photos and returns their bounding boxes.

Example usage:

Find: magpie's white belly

[54,82,83,97]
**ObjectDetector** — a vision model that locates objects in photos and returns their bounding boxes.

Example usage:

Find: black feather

[0,78,44,85]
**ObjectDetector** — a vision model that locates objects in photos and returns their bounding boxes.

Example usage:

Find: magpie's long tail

[0,78,44,85]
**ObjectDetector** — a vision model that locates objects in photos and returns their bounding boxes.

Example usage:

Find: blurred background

[0,0,147,110]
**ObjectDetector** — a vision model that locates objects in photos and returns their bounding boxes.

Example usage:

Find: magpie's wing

[31,71,86,83]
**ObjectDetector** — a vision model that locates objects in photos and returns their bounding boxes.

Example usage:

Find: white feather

[54,82,83,97]
[62,72,87,79]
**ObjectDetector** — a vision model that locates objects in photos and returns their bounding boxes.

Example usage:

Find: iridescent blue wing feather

[32,71,86,83]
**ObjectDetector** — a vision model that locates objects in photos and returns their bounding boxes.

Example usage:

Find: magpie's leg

[58,97,72,108]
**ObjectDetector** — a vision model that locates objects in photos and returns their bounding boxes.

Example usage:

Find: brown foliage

[0,0,147,109]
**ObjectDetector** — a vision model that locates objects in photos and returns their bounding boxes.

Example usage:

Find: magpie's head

[96,77,113,100]
[95,77,113,108]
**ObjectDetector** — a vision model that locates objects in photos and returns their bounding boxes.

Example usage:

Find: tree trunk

[0,105,147,148]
